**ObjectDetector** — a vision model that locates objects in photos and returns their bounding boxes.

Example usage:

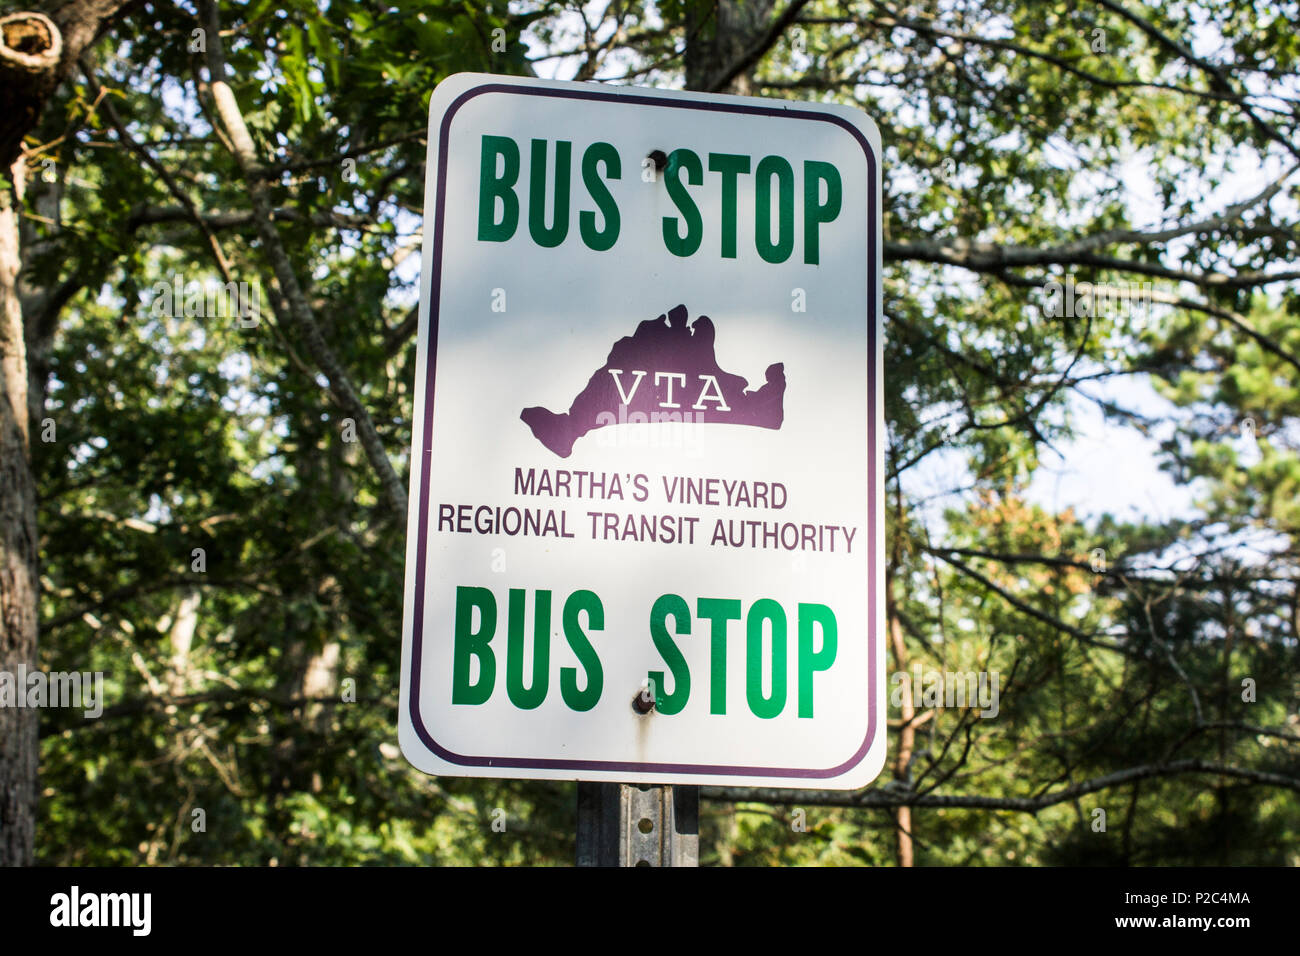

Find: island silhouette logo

[520,304,786,457]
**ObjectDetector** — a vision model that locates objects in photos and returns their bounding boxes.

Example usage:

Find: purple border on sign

[409,81,879,779]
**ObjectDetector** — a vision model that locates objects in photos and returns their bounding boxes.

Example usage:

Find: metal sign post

[576,783,698,867]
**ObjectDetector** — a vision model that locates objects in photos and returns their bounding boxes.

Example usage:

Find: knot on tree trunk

[0,12,62,75]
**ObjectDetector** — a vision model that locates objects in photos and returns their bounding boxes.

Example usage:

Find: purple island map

[520,304,786,457]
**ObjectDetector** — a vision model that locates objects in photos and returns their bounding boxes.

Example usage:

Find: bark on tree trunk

[1,4,137,171]
[684,0,778,95]
[886,572,915,867]
[0,1,134,866]
[0,12,62,170]
[0,159,39,868]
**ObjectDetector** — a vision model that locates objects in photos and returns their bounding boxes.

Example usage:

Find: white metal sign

[399,73,883,789]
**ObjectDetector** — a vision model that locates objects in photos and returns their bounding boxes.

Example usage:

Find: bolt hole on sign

[398,74,884,789]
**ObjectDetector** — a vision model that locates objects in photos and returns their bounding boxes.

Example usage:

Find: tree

[1,0,138,869]
[5,0,1299,867]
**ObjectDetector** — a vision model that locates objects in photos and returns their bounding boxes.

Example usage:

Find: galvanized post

[576,783,699,866]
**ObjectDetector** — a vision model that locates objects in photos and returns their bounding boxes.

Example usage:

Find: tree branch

[702,759,1300,810]
[197,0,406,516]
[707,0,816,93]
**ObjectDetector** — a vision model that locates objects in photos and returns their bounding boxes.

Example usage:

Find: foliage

[20,0,1300,865]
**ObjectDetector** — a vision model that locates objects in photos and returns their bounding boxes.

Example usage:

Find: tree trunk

[0,1,134,866]
[684,0,779,95]
[0,159,39,867]
[886,573,915,867]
